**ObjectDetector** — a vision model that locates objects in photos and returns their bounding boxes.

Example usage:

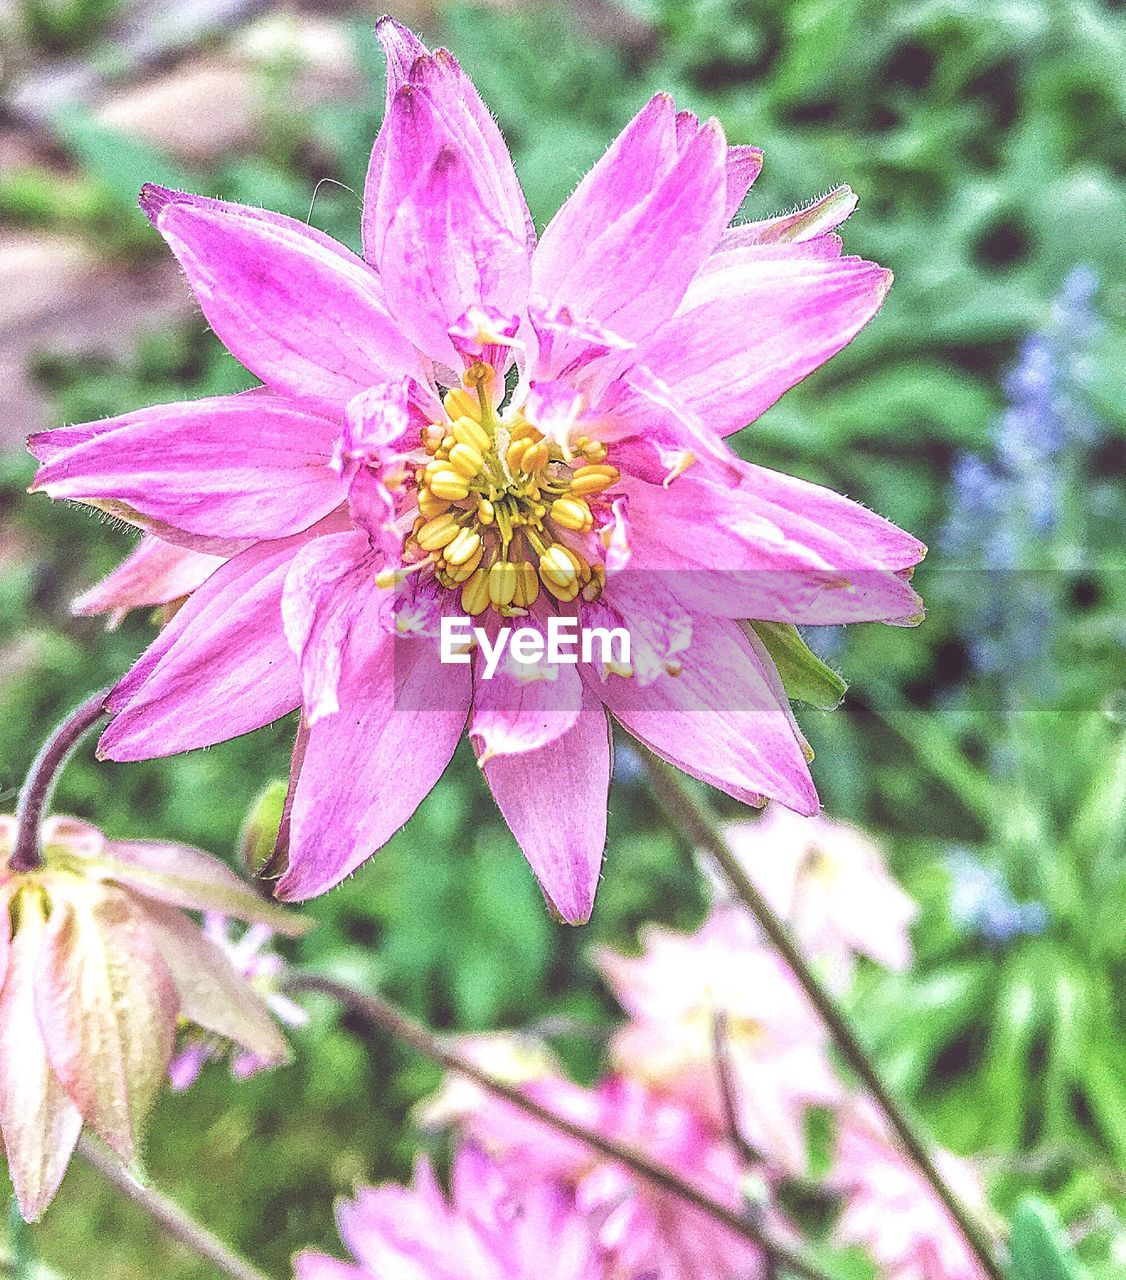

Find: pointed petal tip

[138,183,179,224]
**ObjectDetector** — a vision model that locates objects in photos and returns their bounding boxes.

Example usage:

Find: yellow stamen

[443,388,481,423]
[521,441,550,475]
[418,490,451,519]
[550,496,593,532]
[445,543,484,581]
[512,560,540,608]
[448,442,485,478]
[488,560,518,608]
[569,464,620,497]
[539,542,581,589]
[429,470,471,502]
[461,568,490,615]
[477,498,495,526]
[416,513,462,552]
[445,527,482,567]
[452,417,491,453]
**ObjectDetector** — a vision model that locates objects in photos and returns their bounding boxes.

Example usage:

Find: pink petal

[376,90,530,365]
[0,885,10,991]
[720,185,858,249]
[35,893,177,1166]
[275,634,472,901]
[364,18,533,268]
[99,532,315,761]
[640,245,892,436]
[481,684,611,925]
[533,110,728,343]
[73,535,225,624]
[281,530,384,725]
[724,144,764,222]
[139,186,419,415]
[0,895,83,1222]
[32,394,344,541]
[591,613,818,813]
[293,1255,366,1280]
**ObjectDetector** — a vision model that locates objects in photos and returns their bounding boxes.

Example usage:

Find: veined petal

[275,634,472,901]
[365,18,533,267]
[139,186,419,414]
[72,535,225,625]
[724,144,764,222]
[719,185,858,250]
[32,396,344,541]
[0,893,83,1222]
[99,530,320,761]
[533,115,728,344]
[641,246,891,437]
[377,92,530,365]
[481,684,611,925]
[141,902,290,1065]
[592,613,818,814]
[35,893,177,1166]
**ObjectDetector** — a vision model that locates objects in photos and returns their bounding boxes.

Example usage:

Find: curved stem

[641,753,1007,1280]
[78,1136,274,1280]
[9,688,112,872]
[287,973,836,1280]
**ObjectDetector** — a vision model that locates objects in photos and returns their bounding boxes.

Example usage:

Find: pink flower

[168,913,308,1090]
[30,19,925,924]
[72,533,225,629]
[453,1074,771,1280]
[721,807,918,989]
[294,1143,610,1280]
[832,1102,991,1280]
[597,910,840,1171]
[0,814,305,1220]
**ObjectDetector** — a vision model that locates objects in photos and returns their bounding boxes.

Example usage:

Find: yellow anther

[452,417,491,452]
[422,423,446,452]
[461,568,491,616]
[418,490,451,519]
[582,439,608,463]
[541,574,581,602]
[550,496,593,532]
[509,418,538,442]
[443,388,481,422]
[445,527,482,567]
[477,498,495,526]
[374,567,399,589]
[539,542,581,590]
[464,360,493,388]
[512,560,540,608]
[488,560,518,608]
[429,470,471,502]
[505,437,531,472]
[448,441,484,479]
[521,441,550,474]
[416,513,462,552]
[569,464,620,497]
[446,544,483,581]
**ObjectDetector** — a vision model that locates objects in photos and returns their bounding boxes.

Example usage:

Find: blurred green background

[0,0,1123,1276]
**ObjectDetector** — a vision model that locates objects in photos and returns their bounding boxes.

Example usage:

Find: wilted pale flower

[168,914,307,1090]
[71,533,224,630]
[30,18,924,923]
[295,1143,609,1280]
[597,909,839,1171]
[832,1102,991,1280]
[722,807,918,988]
[0,814,305,1220]
[454,1074,770,1280]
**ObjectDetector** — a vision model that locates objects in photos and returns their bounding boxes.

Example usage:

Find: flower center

[405,363,619,617]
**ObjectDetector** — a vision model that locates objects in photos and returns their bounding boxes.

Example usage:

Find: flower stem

[9,688,112,873]
[640,753,1008,1280]
[286,972,836,1280]
[77,1136,274,1280]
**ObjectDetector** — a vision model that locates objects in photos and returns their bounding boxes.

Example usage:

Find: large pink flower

[30,19,924,923]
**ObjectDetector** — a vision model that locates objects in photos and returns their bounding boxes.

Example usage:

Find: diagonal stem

[286,972,837,1280]
[9,688,112,872]
[641,752,1008,1280]
[78,1136,274,1280]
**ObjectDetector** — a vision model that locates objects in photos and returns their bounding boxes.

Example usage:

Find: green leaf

[1009,1197,1086,1280]
[750,622,847,709]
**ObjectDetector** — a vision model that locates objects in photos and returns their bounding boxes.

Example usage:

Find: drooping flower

[597,910,839,1172]
[449,1073,772,1280]
[0,814,305,1220]
[168,913,307,1090]
[720,807,918,988]
[30,18,925,924]
[295,1143,610,1280]
[831,1101,991,1280]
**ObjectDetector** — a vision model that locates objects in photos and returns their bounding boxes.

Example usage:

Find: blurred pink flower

[832,1102,991,1280]
[597,910,839,1172]
[30,18,924,923]
[168,914,307,1090]
[0,815,305,1220]
[723,807,918,988]
[453,1073,771,1279]
[294,1143,609,1280]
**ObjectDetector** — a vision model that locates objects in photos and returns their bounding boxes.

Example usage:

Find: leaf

[141,901,290,1066]
[0,890,83,1222]
[34,891,177,1166]
[750,621,847,709]
[1009,1197,1086,1280]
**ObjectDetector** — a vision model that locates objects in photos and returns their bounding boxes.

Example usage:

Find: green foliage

[1010,1197,1088,1280]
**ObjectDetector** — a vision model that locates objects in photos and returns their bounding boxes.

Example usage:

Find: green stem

[78,1137,274,1280]
[286,973,837,1280]
[641,752,1008,1280]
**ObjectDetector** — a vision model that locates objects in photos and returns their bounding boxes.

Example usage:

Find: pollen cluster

[403,365,619,617]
